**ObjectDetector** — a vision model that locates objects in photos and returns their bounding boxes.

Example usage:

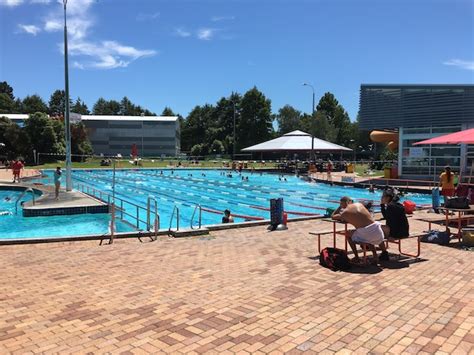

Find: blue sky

[1,0,473,120]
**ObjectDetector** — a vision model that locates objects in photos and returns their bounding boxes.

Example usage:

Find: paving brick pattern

[0,217,473,354]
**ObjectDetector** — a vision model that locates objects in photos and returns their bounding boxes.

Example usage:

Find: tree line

[0,80,373,162]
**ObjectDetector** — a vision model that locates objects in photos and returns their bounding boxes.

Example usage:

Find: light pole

[232,99,236,161]
[350,139,356,162]
[63,0,72,191]
[303,83,315,161]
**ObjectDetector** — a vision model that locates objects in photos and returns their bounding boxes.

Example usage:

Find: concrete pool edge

[0,215,323,245]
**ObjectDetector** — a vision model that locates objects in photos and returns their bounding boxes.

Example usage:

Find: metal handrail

[74,182,147,230]
[15,188,35,214]
[169,205,179,232]
[190,204,202,229]
[147,195,160,235]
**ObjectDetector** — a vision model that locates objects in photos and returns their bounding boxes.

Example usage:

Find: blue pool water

[0,189,133,240]
[38,168,432,229]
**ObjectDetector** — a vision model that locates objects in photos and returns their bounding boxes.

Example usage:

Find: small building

[81,115,180,157]
[359,84,474,179]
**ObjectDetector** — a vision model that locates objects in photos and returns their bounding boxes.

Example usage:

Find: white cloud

[32,0,155,69]
[44,19,62,32]
[175,28,191,38]
[67,40,157,70]
[0,0,23,6]
[18,24,41,35]
[30,0,51,4]
[136,12,160,21]
[197,28,215,41]
[443,59,474,71]
[211,15,235,22]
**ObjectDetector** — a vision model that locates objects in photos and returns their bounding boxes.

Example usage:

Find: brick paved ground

[0,168,40,183]
[0,217,472,354]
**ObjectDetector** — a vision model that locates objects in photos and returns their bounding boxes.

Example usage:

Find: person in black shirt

[381,189,409,239]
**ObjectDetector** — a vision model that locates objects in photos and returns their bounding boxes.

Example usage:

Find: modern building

[0,114,181,157]
[81,115,180,157]
[359,84,474,180]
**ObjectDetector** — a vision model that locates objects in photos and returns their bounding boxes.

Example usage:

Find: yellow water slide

[370,130,399,152]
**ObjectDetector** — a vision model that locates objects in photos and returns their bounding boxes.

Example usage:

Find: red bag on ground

[403,200,416,214]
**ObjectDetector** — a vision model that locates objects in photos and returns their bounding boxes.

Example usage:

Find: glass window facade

[400,125,462,178]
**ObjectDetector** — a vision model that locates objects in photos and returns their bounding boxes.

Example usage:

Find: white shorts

[352,222,384,245]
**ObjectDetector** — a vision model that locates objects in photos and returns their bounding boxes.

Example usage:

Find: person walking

[54,166,62,200]
[12,159,24,183]
[439,166,455,205]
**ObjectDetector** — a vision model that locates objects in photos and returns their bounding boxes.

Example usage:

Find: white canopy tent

[241,130,351,153]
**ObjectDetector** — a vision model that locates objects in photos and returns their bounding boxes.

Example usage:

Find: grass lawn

[28,160,385,178]
[30,158,278,170]
[353,163,385,177]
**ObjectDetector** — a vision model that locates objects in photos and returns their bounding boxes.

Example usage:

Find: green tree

[71,122,93,160]
[300,111,337,142]
[119,97,135,115]
[106,100,121,115]
[4,123,30,160]
[23,112,62,157]
[161,107,175,116]
[316,92,339,125]
[13,98,23,113]
[237,87,273,150]
[276,105,302,134]
[22,95,48,114]
[181,104,214,152]
[92,98,108,114]
[48,89,71,116]
[71,97,90,115]
[0,81,14,100]
[210,139,225,155]
[212,92,241,154]
[0,93,15,114]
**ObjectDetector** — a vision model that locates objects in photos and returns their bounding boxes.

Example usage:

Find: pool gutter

[0,215,323,245]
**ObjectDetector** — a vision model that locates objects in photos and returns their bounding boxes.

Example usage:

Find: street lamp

[302,83,315,161]
[232,99,236,161]
[350,139,356,162]
[63,0,72,191]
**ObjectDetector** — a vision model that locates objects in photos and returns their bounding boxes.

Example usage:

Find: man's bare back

[340,203,374,228]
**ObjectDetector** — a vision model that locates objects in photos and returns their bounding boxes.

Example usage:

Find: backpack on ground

[319,247,351,271]
[421,230,451,246]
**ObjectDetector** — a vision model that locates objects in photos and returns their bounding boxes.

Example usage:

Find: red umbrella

[413,128,474,145]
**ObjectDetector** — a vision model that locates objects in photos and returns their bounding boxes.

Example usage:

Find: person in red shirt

[12,160,24,183]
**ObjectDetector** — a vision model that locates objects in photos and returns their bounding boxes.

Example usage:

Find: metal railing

[147,195,160,238]
[15,188,35,214]
[190,204,202,229]
[169,205,180,232]
[74,182,148,230]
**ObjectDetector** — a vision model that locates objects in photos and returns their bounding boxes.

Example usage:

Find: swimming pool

[40,168,432,229]
[0,189,133,240]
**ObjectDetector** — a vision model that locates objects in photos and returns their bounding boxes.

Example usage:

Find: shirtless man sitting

[332,196,389,263]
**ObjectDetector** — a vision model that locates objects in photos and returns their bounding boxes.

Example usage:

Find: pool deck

[0,214,472,353]
[0,179,109,216]
[0,168,41,183]
[22,188,105,209]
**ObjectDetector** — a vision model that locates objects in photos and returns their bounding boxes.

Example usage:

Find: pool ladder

[146,196,160,240]
[15,188,35,215]
[168,205,180,233]
[190,204,202,229]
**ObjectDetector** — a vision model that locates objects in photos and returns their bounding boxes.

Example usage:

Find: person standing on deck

[54,167,62,200]
[439,166,455,205]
